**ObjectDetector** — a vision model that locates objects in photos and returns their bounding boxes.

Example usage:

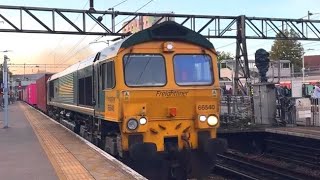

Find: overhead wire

[215,42,236,50]
[49,0,89,58]
[114,0,155,27]
[111,0,130,9]
[59,0,142,64]
[56,25,96,64]
[91,0,131,43]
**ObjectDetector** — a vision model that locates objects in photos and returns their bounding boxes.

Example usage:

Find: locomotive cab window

[101,61,115,89]
[173,54,213,86]
[123,54,166,87]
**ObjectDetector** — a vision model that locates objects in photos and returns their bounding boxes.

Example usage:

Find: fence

[311,98,320,126]
[288,98,320,127]
[220,95,253,128]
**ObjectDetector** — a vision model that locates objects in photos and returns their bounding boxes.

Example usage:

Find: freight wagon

[26,83,37,106]
[36,74,53,112]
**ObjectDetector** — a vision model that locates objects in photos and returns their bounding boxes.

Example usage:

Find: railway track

[213,164,258,180]
[265,139,320,169]
[212,151,318,180]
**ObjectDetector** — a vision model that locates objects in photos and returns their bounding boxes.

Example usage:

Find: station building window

[282,63,289,68]
[220,62,227,68]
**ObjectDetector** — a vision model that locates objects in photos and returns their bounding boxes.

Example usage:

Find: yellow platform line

[21,104,95,180]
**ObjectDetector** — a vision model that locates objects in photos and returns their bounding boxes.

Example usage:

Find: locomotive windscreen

[173,54,213,85]
[123,54,166,87]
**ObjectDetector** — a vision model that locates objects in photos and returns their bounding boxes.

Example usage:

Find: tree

[269,29,304,72]
[217,51,234,61]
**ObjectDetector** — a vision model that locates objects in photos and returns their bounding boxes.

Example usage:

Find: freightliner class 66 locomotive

[46,21,226,179]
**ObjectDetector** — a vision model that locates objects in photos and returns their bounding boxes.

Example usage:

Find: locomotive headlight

[199,115,206,122]
[207,115,218,126]
[139,117,147,125]
[127,119,138,130]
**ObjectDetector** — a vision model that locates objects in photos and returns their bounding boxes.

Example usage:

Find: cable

[49,0,89,59]
[56,34,93,64]
[114,0,155,27]
[216,42,236,50]
[60,0,154,62]
[55,22,99,64]
[59,0,134,64]
[89,0,154,43]
[111,0,130,9]
[61,44,91,65]
[94,0,131,42]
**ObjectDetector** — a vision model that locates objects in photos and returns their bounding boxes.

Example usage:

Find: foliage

[217,51,234,61]
[269,29,304,72]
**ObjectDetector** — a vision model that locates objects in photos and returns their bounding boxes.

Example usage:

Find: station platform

[0,102,146,180]
[265,126,320,140]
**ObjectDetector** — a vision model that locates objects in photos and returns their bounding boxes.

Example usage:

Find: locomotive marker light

[166,43,173,50]
[163,42,174,52]
[199,115,206,122]
[127,118,138,130]
[139,117,147,125]
[207,115,218,126]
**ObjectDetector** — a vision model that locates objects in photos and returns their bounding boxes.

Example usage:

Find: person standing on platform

[313,82,320,98]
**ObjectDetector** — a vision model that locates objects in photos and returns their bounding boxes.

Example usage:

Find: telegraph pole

[3,55,9,128]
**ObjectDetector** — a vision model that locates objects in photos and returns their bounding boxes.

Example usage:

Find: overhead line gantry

[0,5,320,94]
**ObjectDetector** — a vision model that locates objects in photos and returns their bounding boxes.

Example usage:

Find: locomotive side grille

[58,73,74,104]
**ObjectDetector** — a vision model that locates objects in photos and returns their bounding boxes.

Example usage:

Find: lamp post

[3,55,9,128]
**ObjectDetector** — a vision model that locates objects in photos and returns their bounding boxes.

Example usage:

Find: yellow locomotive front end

[115,42,222,153]
[103,22,226,179]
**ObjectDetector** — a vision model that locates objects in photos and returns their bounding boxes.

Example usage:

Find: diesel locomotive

[46,21,226,179]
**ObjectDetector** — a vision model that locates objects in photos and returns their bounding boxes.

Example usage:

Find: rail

[216,152,316,180]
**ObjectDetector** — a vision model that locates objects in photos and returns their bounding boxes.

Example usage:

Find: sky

[0,0,320,74]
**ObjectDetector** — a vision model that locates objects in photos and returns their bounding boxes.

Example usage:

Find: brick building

[122,14,175,33]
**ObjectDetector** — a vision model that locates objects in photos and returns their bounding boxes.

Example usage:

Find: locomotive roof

[119,21,214,50]
[49,21,214,81]
[49,55,95,81]
[96,21,215,63]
